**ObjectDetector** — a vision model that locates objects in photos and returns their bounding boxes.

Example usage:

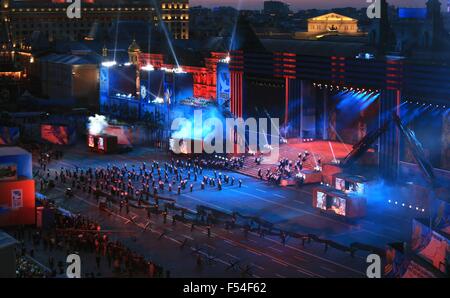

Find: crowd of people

[30,150,333,277]
[192,155,245,170]
[15,198,167,278]
[255,150,321,185]
[51,212,164,277]
[30,157,248,278]
[38,157,244,209]
[12,226,52,278]
[21,142,65,172]
[15,255,51,278]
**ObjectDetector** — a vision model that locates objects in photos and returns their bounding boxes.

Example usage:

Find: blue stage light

[102,61,117,67]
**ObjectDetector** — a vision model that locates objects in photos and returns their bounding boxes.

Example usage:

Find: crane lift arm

[392,113,436,186]
[340,113,437,187]
[340,119,390,168]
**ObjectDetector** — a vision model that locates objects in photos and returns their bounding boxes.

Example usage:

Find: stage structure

[227,43,450,182]
[100,62,194,121]
[217,61,231,112]
[87,134,118,154]
[138,52,228,100]
[312,185,367,219]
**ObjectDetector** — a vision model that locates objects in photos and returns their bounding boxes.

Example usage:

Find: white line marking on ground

[294,255,307,262]
[268,246,283,253]
[223,240,236,246]
[247,249,262,256]
[205,244,216,250]
[251,263,265,271]
[226,253,239,259]
[320,266,337,273]
[271,259,289,267]
[182,234,194,240]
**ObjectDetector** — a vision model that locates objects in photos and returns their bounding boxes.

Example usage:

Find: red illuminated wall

[230,71,243,117]
[0,179,36,226]
[273,52,297,125]
[138,51,227,100]
[229,50,244,117]
[138,53,164,69]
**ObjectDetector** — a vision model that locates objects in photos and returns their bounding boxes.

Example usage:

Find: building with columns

[0,0,190,46]
[307,13,358,34]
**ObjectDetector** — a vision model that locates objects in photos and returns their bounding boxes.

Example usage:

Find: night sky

[190,0,445,10]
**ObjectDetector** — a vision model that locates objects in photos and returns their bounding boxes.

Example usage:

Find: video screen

[41,124,69,145]
[169,138,190,154]
[417,232,449,273]
[0,163,17,181]
[316,191,327,210]
[179,140,189,155]
[98,137,105,151]
[140,70,165,101]
[108,66,137,98]
[412,219,449,274]
[335,178,345,191]
[88,135,95,148]
[330,197,346,216]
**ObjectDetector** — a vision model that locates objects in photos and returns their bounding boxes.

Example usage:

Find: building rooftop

[9,0,155,8]
[38,53,102,65]
[0,146,30,157]
[261,38,374,57]
[308,12,358,23]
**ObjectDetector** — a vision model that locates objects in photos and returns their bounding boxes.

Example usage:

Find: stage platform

[236,140,352,181]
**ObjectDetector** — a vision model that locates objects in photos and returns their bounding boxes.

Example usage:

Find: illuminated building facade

[307,13,358,34]
[0,5,23,103]
[0,0,189,45]
[160,0,190,40]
